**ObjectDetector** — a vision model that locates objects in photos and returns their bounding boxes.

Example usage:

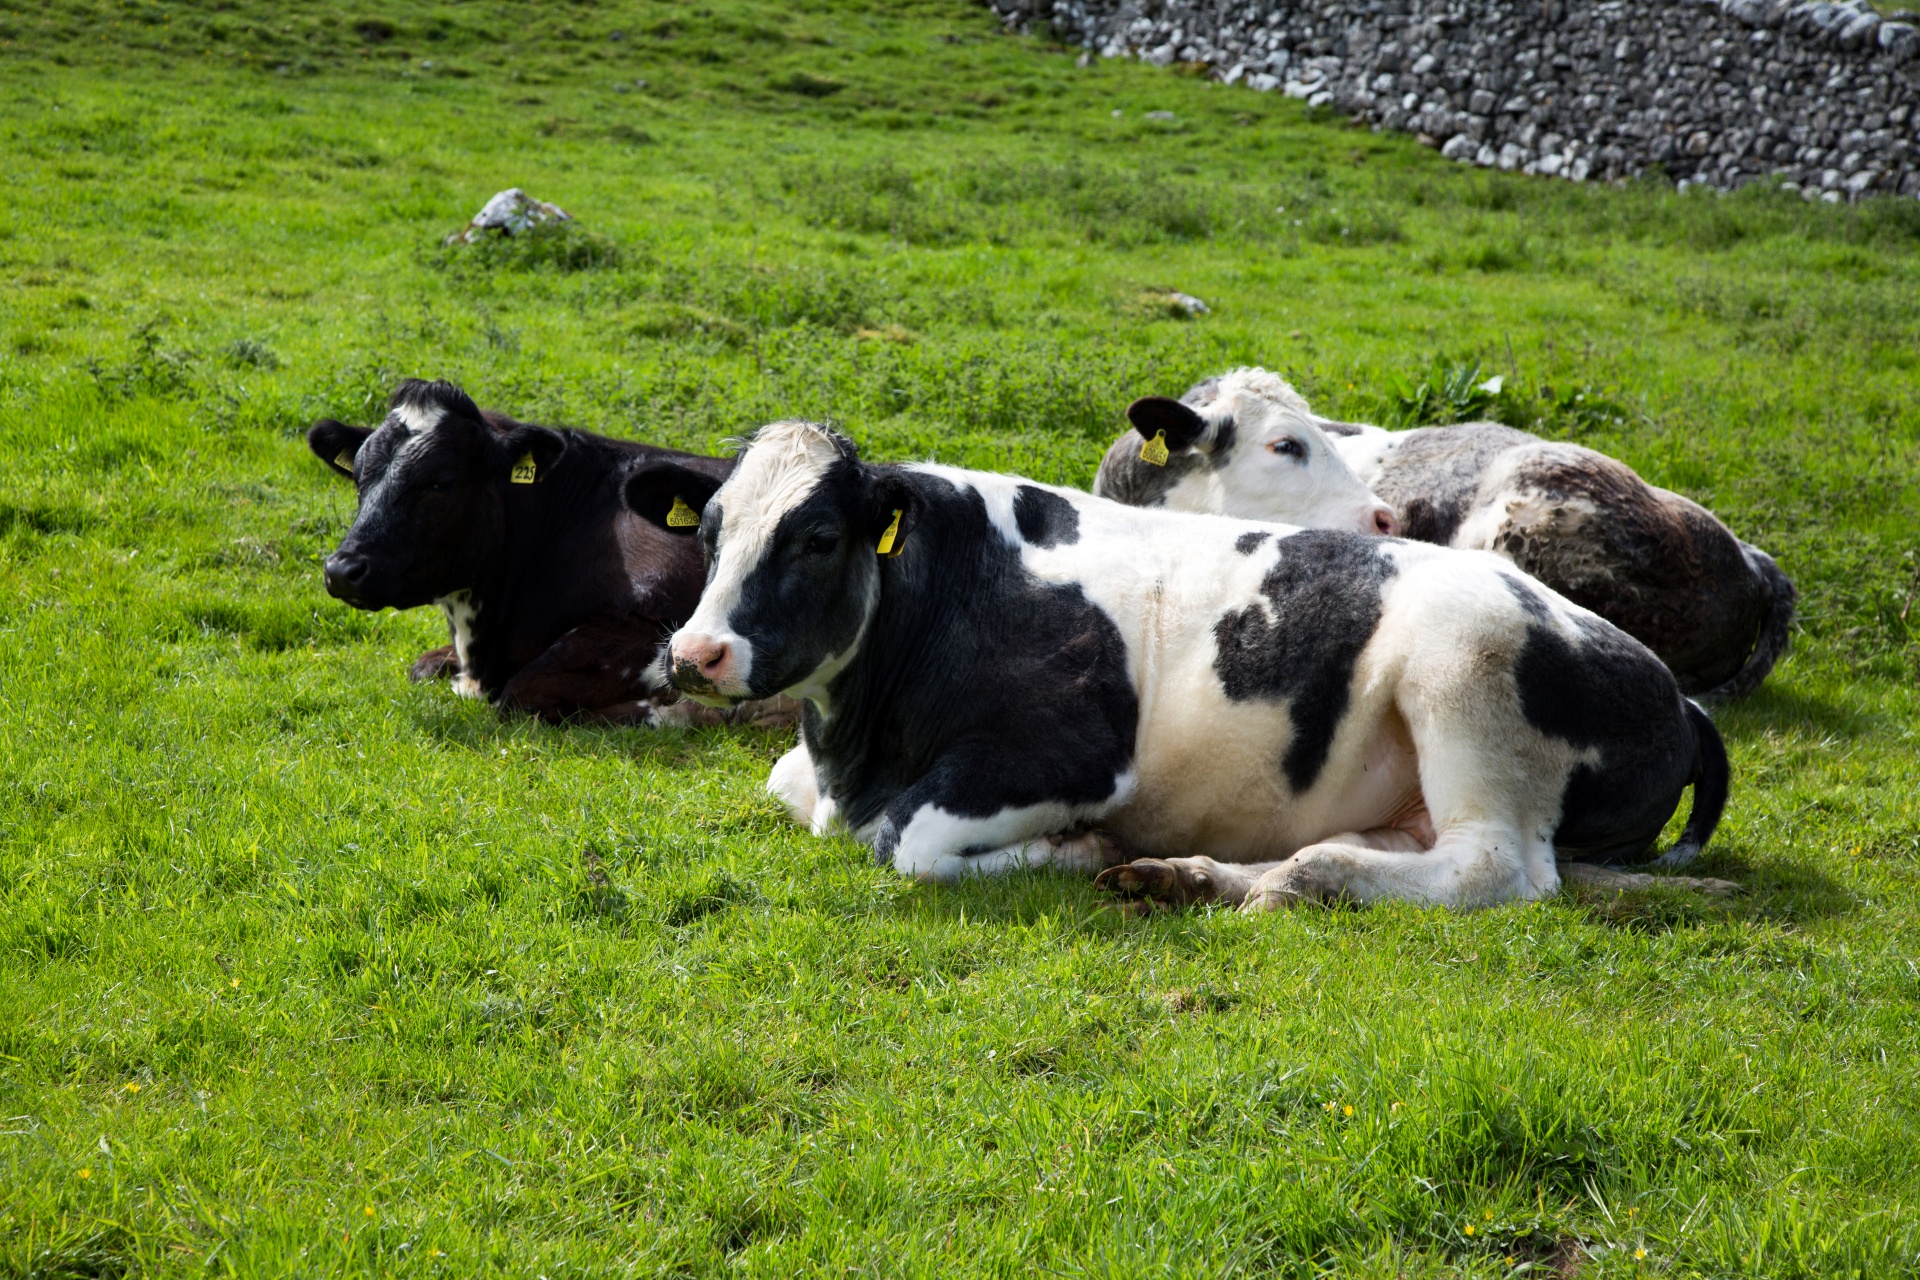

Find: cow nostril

[700,645,730,675]
[342,559,369,583]
[1372,508,1399,537]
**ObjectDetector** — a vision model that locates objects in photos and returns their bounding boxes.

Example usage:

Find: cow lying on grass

[631,418,1733,910]
[1097,368,1794,702]
[307,378,794,727]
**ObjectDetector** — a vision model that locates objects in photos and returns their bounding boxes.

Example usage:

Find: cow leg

[410,645,459,682]
[1246,821,1555,910]
[768,743,824,830]
[494,621,674,722]
[1096,857,1289,907]
[873,750,1125,883]
[1558,862,1741,896]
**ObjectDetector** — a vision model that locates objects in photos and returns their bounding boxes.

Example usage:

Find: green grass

[3,1,1920,1275]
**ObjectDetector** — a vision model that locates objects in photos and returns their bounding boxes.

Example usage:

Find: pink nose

[671,633,733,687]
[1368,505,1399,537]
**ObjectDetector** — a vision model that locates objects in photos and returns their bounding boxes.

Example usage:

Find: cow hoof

[1094,858,1213,906]
[1240,883,1303,913]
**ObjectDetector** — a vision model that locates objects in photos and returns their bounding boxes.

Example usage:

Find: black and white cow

[1097,368,1795,702]
[629,418,1732,910]
[307,378,793,726]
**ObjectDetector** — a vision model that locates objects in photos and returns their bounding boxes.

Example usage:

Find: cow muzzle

[1364,504,1400,538]
[667,629,751,704]
[322,552,376,607]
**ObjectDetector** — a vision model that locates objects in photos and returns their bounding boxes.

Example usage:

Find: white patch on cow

[884,769,1136,881]
[436,591,480,697]
[1323,422,1398,488]
[672,420,850,697]
[390,401,445,435]
[768,743,822,827]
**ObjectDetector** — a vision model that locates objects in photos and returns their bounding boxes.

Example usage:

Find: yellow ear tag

[1139,430,1171,466]
[876,508,904,556]
[509,452,537,484]
[333,449,355,471]
[665,495,700,528]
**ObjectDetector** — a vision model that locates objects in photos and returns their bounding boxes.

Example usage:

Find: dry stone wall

[985,0,1920,200]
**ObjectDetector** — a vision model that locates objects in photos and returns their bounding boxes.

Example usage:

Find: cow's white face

[1122,368,1398,536]
[1209,392,1399,536]
[665,421,901,706]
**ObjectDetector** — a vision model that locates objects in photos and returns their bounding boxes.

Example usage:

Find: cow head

[306,379,565,610]
[626,420,907,706]
[1123,367,1398,536]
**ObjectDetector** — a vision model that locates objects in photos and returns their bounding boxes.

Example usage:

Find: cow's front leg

[1095,857,1288,907]
[410,645,459,683]
[873,750,1124,883]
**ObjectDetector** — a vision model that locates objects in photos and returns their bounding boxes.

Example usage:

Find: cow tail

[1653,699,1730,869]
[1700,544,1796,704]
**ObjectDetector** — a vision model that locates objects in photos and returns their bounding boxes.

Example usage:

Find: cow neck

[803,477,1008,833]
[460,432,619,688]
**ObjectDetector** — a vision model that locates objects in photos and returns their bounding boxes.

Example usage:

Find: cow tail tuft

[1700,544,1796,704]
[1653,699,1729,869]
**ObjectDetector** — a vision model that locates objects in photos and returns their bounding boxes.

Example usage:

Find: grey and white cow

[1096,368,1795,702]
[627,418,1733,911]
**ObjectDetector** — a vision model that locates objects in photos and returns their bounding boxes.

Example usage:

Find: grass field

[3,1,1920,1275]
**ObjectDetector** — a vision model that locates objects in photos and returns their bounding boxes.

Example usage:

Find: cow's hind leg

[1558,862,1741,896]
[1246,821,1556,910]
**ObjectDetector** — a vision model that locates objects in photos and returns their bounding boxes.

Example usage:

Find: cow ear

[308,419,373,479]
[625,462,723,535]
[499,425,566,485]
[1126,396,1220,457]
[865,471,918,558]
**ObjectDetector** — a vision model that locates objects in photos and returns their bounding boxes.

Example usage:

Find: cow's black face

[646,422,902,705]
[309,380,560,611]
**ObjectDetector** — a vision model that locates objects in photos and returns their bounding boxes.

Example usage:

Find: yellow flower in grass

[1635,1247,1648,1260]
[1342,1105,1354,1116]
[364,1206,375,1218]
[122,1082,140,1094]
[77,1168,91,1179]
[1464,1223,1475,1236]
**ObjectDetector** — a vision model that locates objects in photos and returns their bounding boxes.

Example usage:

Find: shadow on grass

[1715,682,1885,740]
[1570,845,1856,933]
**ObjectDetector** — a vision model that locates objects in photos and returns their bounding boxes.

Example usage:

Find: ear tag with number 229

[666,495,701,528]
[510,452,538,484]
[1139,430,1170,466]
[876,509,904,556]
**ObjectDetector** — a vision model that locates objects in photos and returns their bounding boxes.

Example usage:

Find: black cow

[306,378,793,726]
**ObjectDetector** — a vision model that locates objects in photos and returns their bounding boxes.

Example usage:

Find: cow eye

[1267,437,1305,460]
[804,530,840,556]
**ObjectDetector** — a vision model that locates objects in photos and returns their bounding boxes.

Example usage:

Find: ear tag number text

[666,495,701,528]
[1140,430,1170,466]
[510,452,538,484]
[876,508,904,556]
[334,450,356,472]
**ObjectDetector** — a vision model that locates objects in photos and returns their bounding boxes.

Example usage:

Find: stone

[445,189,571,245]
[991,0,1918,201]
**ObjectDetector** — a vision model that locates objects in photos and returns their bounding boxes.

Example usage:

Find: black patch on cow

[1013,485,1080,548]
[1368,422,1536,544]
[1511,604,1699,863]
[1315,418,1368,438]
[1212,530,1397,794]
[1235,530,1271,556]
[719,464,1138,851]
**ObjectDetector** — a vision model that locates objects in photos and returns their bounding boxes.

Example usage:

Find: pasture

[2,0,1919,1274]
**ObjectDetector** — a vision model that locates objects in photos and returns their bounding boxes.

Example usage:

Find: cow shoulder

[1373,422,1538,545]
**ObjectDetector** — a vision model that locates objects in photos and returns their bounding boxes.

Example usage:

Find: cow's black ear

[499,425,567,485]
[625,462,723,535]
[865,471,919,558]
[308,419,373,479]
[1126,396,1219,456]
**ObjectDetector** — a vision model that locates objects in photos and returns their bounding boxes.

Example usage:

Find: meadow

[2,0,1919,1275]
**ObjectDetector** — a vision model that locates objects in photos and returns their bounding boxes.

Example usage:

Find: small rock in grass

[1168,290,1210,315]
[446,189,572,245]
